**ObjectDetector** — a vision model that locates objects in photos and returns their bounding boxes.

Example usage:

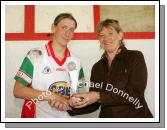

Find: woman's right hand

[69,92,100,108]
[47,93,72,111]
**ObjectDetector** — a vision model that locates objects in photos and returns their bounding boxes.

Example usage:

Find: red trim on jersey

[21,85,35,118]
[46,41,70,66]
[21,100,35,118]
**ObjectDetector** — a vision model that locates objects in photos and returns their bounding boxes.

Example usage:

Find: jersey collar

[45,40,70,66]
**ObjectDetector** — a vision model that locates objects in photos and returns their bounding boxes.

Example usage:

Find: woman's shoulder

[26,46,46,62]
[27,47,44,56]
[92,49,145,70]
[123,49,146,68]
[125,49,144,56]
[124,49,145,61]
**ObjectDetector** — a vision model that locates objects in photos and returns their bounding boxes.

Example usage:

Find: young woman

[13,13,84,118]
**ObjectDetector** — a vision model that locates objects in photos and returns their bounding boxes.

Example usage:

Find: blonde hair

[97,19,125,47]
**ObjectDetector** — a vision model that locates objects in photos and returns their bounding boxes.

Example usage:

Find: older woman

[69,19,153,118]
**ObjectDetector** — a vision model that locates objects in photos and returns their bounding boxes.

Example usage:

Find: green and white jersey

[14,41,84,118]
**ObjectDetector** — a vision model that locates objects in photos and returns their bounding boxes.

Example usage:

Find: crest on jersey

[48,81,70,99]
[42,66,52,74]
[67,61,77,71]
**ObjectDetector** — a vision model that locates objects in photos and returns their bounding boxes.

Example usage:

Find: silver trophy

[67,60,79,94]
[67,59,82,103]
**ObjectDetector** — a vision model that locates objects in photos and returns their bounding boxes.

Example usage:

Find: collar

[101,46,127,63]
[45,40,70,66]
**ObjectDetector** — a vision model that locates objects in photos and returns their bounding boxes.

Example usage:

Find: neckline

[46,41,70,66]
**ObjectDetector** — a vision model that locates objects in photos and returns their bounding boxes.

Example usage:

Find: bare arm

[13,81,71,111]
[13,81,48,100]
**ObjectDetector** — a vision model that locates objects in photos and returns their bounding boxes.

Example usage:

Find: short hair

[97,19,124,47]
[97,19,122,34]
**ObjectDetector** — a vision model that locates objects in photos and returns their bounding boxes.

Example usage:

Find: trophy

[67,58,82,103]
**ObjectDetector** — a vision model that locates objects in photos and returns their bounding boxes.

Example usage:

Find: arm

[13,81,47,100]
[68,102,100,116]
[100,51,148,106]
[13,81,71,110]
[71,51,148,107]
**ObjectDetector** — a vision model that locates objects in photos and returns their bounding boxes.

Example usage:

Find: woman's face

[99,26,123,53]
[52,18,76,47]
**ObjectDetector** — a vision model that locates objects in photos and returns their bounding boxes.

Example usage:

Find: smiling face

[99,26,123,53]
[52,18,76,47]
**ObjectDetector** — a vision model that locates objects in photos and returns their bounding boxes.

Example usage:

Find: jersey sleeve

[14,55,33,87]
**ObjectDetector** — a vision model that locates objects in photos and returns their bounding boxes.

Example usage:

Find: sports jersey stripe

[14,56,33,86]
[14,76,30,87]
[15,70,32,84]
[19,69,32,79]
